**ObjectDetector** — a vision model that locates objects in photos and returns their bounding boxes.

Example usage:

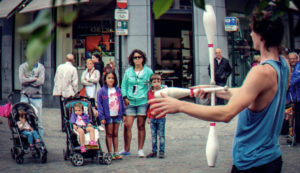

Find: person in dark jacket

[92,53,104,87]
[208,48,232,105]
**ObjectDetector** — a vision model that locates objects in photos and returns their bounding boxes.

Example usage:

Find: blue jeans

[20,96,43,137]
[22,130,41,144]
[150,117,166,153]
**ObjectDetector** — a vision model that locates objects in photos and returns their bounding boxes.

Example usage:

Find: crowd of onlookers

[52,49,166,160]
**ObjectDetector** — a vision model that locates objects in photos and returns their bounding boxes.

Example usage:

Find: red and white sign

[117,0,128,9]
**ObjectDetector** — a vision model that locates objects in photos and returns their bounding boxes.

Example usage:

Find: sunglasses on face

[133,56,143,60]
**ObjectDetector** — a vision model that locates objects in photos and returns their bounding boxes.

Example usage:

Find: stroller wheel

[63,149,68,160]
[32,150,41,159]
[41,152,47,163]
[16,155,24,164]
[98,152,104,164]
[103,153,112,165]
[10,148,15,160]
[71,153,84,166]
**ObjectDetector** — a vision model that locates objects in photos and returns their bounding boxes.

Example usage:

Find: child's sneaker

[80,146,86,153]
[114,153,123,160]
[111,154,116,160]
[30,144,34,152]
[159,152,165,159]
[146,152,157,158]
[88,140,98,146]
[119,149,131,155]
[138,149,145,158]
[98,125,105,131]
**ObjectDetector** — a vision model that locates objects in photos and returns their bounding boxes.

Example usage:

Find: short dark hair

[103,71,118,87]
[251,13,284,50]
[150,74,162,82]
[92,53,102,61]
[128,49,147,67]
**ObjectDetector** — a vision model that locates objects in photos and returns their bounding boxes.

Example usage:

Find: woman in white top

[81,59,100,106]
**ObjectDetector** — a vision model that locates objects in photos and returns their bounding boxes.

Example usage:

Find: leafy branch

[17,0,80,70]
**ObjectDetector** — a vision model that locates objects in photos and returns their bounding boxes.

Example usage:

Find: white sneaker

[98,125,105,131]
[138,149,145,158]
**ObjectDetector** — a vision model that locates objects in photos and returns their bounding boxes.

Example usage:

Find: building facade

[0,0,299,107]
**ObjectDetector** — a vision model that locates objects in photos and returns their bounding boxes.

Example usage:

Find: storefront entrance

[154,17,193,88]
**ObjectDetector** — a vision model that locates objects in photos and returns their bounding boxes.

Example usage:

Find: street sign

[225,17,239,32]
[117,0,128,9]
[115,9,129,20]
[116,20,128,35]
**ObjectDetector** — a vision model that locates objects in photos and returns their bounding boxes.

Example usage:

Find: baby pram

[62,95,112,166]
[9,101,47,164]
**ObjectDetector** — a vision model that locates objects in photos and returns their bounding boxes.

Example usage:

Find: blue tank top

[232,57,289,170]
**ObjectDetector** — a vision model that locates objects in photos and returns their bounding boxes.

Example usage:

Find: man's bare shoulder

[251,64,277,79]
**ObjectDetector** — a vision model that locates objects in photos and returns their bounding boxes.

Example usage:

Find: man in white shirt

[53,53,78,131]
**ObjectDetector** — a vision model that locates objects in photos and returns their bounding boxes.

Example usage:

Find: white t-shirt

[135,69,144,78]
[108,87,119,117]
[17,121,32,131]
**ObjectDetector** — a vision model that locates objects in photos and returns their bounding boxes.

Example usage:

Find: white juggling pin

[205,122,219,167]
[203,4,219,167]
[154,86,228,99]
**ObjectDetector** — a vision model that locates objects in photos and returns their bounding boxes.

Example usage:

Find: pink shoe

[30,144,34,151]
[88,140,98,146]
[80,146,86,153]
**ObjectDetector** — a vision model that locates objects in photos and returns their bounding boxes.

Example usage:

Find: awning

[0,0,24,18]
[20,0,89,13]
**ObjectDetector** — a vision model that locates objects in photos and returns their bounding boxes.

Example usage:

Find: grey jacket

[19,62,45,98]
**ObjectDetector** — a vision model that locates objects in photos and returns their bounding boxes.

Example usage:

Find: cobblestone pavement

[0,108,300,173]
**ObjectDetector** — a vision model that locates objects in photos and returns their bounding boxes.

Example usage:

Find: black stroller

[9,102,47,164]
[62,96,112,166]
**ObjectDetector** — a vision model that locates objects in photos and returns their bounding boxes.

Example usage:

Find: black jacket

[208,57,232,86]
[94,61,104,86]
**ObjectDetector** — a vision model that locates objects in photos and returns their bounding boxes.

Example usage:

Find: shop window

[73,21,115,70]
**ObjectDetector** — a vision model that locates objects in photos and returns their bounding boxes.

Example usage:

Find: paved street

[0,108,300,173]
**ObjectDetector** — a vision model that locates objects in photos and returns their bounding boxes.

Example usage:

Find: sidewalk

[0,108,299,172]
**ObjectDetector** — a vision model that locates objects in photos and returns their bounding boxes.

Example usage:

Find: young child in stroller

[70,102,98,153]
[10,103,47,164]
[17,109,41,151]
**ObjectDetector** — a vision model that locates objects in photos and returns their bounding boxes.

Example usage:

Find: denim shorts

[126,104,148,116]
[106,117,121,124]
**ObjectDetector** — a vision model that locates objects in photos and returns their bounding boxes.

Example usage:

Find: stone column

[193,0,228,86]
[119,0,153,79]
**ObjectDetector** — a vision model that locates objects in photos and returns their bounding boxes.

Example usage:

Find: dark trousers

[294,102,300,143]
[59,96,65,131]
[231,156,282,173]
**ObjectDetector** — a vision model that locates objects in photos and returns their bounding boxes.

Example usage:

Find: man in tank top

[148,10,289,173]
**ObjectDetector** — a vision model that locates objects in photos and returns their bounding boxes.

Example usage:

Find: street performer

[149,11,289,173]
